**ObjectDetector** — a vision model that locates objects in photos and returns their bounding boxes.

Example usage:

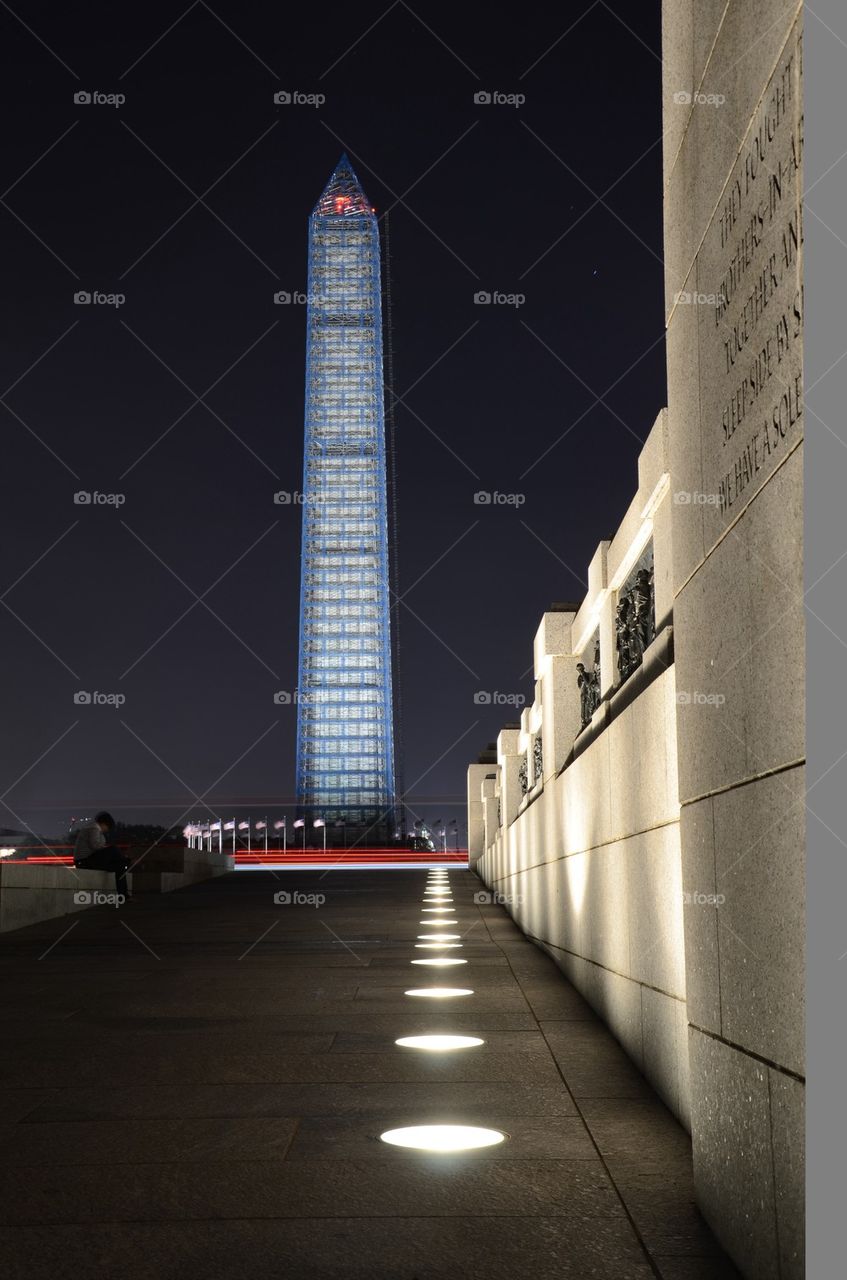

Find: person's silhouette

[73,811,130,901]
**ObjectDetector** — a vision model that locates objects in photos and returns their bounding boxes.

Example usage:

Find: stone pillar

[544,655,582,775]
[497,727,523,826]
[586,543,615,698]
[663,4,804,1277]
[517,706,532,802]
[532,609,580,779]
[481,774,499,852]
[639,409,673,632]
[466,763,490,864]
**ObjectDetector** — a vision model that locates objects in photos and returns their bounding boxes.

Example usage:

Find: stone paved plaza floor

[0,868,740,1278]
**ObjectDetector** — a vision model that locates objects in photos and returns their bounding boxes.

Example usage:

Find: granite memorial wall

[468,7,805,1272]
[664,2,804,1276]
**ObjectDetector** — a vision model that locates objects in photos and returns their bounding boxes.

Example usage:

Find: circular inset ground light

[415,942,462,949]
[411,957,467,966]
[395,1034,483,1051]
[420,921,458,928]
[404,988,474,998]
[379,1124,506,1152]
[416,933,460,941]
[421,907,453,914]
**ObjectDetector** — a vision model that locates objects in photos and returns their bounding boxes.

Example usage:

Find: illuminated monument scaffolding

[295,155,397,841]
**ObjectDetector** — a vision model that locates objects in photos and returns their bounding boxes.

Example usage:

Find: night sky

[0,0,665,840]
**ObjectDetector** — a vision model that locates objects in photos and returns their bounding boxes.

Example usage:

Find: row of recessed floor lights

[379,867,507,1153]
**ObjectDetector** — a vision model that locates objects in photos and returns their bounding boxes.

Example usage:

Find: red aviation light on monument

[313,156,373,218]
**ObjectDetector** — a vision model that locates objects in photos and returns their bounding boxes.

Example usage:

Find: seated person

[74,811,130,901]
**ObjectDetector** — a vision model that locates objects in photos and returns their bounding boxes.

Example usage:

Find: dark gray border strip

[806,1,847,1271]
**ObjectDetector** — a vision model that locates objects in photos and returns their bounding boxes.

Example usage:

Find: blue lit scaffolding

[295,155,396,835]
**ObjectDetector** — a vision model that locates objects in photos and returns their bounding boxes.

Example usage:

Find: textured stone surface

[674,528,752,800]
[664,7,805,1276]
[665,264,706,591]
[609,672,679,836]
[692,0,731,89]
[652,491,675,629]
[662,0,694,189]
[742,449,804,770]
[769,1068,805,1280]
[713,768,805,1075]
[627,825,686,997]
[0,1158,624,1226]
[2,1217,659,1280]
[0,868,737,1279]
[579,840,631,976]
[0,866,119,933]
[641,986,688,1122]
[481,666,686,1123]
[680,797,721,1032]
[562,726,613,853]
[688,1028,779,1278]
